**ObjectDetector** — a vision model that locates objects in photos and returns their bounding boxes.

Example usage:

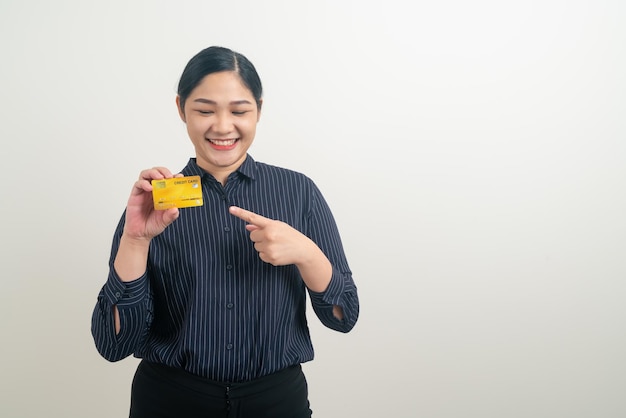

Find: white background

[1,1,625,417]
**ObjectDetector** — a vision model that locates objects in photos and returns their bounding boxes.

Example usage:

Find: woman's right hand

[122,167,182,242]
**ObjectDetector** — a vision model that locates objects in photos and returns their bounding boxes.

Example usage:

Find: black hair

[177,46,263,113]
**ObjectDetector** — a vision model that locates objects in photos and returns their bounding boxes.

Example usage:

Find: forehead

[189,71,254,100]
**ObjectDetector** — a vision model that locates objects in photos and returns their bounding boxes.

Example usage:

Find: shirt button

[220,195,227,200]
[226,343,233,350]
[227,303,234,309]
[224,226,231,232]
[115,292,121,298]
[226,265,233,270]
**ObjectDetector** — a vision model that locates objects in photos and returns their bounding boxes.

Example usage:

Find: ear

[256,99,263,122]
[176,96,186,123]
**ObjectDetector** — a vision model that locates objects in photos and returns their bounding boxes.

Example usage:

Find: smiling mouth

[208,138,238,146]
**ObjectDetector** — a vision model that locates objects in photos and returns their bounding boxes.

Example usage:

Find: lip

[207,137,239,150]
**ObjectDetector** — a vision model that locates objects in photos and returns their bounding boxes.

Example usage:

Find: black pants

[129,360,312,418]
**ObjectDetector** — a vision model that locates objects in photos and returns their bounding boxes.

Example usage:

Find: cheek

[187,119,209,136]
[240,118,258,134]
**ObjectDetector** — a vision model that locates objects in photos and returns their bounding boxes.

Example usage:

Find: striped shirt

[91,156,359,382]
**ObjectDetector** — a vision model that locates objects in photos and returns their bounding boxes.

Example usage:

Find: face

[177,71,261,182]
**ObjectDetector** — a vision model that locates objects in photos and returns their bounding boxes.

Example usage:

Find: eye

[197,110,214,115]
[232,111,249,115]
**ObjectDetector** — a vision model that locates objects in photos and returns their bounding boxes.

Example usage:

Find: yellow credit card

[151,176,203,210]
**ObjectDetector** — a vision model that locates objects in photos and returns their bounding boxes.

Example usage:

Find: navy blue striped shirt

[91,156,359,382]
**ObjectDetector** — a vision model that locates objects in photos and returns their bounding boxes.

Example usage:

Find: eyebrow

[193,98,253,106]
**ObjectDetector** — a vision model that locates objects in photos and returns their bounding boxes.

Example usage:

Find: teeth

[209,138,236,146]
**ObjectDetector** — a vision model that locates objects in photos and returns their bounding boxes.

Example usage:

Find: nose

[213,112,234,134]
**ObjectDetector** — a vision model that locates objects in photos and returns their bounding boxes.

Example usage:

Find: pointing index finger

[229,206,270,227]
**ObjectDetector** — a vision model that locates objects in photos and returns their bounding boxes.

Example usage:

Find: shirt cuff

[308,267,346,307]
[102,269,148,307]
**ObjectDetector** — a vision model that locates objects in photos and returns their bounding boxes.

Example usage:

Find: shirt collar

[184,155,258,182]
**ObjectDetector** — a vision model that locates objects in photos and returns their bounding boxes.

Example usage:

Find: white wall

[1,1,625,417]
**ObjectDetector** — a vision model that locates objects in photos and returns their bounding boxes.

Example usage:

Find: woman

[91,46,359,417]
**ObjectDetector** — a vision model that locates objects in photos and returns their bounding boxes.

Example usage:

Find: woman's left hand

[229,206,314,266]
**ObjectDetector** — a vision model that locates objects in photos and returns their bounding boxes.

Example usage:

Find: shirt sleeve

[308,267,359,332]
[305,182,359,333]
[91,215,153,361]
